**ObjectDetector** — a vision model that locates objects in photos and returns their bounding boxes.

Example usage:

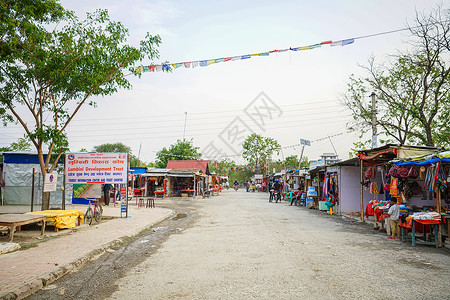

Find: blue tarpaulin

[129,167,147,175]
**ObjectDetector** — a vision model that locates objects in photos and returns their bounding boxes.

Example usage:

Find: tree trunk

[42,190,50,211]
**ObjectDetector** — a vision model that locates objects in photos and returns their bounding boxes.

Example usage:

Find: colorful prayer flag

[342,38,354,46]
[137,36,357,73]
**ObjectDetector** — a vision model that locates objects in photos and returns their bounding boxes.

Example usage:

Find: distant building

[309,153,340,170]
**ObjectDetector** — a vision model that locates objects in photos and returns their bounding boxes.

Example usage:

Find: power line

[0,105,348,132]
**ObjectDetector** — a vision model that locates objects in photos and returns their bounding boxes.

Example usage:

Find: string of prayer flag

[135,38,355,73]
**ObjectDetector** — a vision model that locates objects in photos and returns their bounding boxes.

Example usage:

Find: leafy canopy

[155,139,202,168]
[242,133,280,170]
[0,1,162,209]
[0,3,161,173]
[343,6,450,148]
[277,155,309,170]
[92,142,148,167]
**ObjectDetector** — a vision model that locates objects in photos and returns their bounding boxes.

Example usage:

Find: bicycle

[84,198,103,225]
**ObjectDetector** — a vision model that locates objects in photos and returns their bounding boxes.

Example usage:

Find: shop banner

[65,153,127,184]
[44,172,58,192]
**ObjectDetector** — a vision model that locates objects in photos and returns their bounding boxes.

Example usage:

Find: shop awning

[141,173,167,177]
[391,151,450,166]
[167,173,195,178]
[129,167,147,175]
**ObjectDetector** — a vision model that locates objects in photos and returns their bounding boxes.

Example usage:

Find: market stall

[166,170,196,197]
[390,151,450,247]
[143,168,169,197]
[357,144,441,223]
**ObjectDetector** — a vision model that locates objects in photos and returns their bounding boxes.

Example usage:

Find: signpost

[65,153,128,217]
[65,153,127,184]
[43,173,58,192]
[298,139,311,170]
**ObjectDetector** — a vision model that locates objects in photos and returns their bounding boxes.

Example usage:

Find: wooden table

[0,214,46,242]
[411,219,440,247]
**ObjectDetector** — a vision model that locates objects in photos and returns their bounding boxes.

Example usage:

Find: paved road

[29,189,450,299]
[107,190,449,299]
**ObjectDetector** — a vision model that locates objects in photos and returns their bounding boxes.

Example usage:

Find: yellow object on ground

[27,210,84,229]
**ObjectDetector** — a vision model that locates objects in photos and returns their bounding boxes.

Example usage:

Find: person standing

[103,183,111,206]
[388,198,400,239]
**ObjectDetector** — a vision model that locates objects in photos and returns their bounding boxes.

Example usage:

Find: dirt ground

[29,190,450,299]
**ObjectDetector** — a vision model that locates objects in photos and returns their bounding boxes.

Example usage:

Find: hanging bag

[388,165,399,177]
[407,166,419,179]
[365,167,373,179]
[397,167,410,178]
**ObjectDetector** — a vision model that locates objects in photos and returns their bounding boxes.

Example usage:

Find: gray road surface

[106,190,450,299]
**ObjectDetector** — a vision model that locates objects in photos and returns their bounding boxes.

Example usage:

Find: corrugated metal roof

[166,160,209,174]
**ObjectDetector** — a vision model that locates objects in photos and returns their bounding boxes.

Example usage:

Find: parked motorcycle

[273,189,281,203]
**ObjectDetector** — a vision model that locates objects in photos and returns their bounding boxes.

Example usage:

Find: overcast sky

[1,0,444,165]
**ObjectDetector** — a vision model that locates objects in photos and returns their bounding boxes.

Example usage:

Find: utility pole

[183,112,188,141]
[371,92,377,149]
[137,142,142,165]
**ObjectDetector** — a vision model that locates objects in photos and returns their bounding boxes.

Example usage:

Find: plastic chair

[325,201,335,215]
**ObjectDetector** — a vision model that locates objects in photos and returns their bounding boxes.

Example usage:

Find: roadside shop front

[129,167,147,198]
[357,144,441,223]
[390,151,450,247]
[306,165,326,209]
[143,168,169,197]
[166,170,195,197]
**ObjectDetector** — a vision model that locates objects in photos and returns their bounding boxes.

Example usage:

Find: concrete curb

[0,210,175,300]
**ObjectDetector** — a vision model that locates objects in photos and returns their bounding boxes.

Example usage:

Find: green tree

[242,133,280,173]
[0,2,162,209]
[343,6,450,148]
[277,155,310,170]
[92,142,143,167]
[0,136,32,152]
[0,136,33,162]
[155,139,201,168]
[209,160,253,183]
